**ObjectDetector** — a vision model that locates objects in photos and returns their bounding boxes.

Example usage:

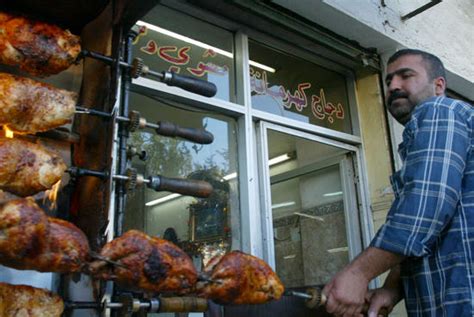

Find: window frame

[127,3,375,263]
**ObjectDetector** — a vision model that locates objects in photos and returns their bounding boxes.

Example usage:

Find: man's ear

[434,76,446,95]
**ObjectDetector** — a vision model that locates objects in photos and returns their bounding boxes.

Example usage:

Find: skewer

[284,289,313,300]
[89,252,129,269]
[197,275,223,285]
[75,106,214,144]
[66,167,213,198]
[65,294,208,315]
[79,50,217,98]
[285,288,389,316]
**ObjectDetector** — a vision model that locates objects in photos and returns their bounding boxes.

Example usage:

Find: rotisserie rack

[0,7,289,317]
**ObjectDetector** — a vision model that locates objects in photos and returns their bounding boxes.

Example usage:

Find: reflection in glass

[123,92,239,262]
[267,130,350,288]
[132,5,235,102]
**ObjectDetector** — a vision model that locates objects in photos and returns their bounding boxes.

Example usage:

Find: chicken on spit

[0,137,66,197]
[0,11,81,76]
[0,72,77,134]
[0,282,64,317]
[197,250,285,305]
[0,198,90,273]
[89,230,198,294]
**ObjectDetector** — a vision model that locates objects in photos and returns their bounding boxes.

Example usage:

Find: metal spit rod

[285,288,389,316]
[67,167,213,198]
[65,295,208,315]
[75,106,214,145]
[65,300,153,309]
[80,50,217,98]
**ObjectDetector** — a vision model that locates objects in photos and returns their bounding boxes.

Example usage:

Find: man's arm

[322,247,404,316]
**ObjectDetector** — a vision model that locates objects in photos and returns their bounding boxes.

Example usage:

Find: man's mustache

[388,91,409,105]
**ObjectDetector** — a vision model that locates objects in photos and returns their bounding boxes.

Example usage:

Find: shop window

[249,40,352,134]
[123,91,239,266]
[132,6,236,102]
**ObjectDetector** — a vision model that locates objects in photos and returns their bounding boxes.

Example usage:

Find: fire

[44,180,61,210]
[3,127,13,138]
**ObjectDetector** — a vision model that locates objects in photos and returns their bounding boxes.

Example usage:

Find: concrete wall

[272,0,474,100]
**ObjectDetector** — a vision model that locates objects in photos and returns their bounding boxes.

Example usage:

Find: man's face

[385,54,437,125]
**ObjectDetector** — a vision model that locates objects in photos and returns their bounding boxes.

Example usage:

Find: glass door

[257,122,364,288]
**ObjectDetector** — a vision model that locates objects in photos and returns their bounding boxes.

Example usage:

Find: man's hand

[322,247,405,316]
[365,288,400,317]
[366,266,403,317]
[322,264,369,316]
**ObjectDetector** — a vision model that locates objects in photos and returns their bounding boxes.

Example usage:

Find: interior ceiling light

[136,21,276,73]
[293,212,324,222]
[145,193,181,207]
[323,191,343,197]
[268,153,291,166]
[271,201,296,209]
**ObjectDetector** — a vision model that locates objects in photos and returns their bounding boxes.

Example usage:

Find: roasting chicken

[0,198,90,273]
[89,230,198,294]
[197,250,284,305]
[0,11,81,76]
[0,72,77,134]
[0,282,64,317]
[0,137,66,196]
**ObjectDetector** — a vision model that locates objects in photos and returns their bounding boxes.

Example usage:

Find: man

[322,49,474,316]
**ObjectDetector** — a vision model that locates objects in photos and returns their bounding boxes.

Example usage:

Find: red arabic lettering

[158,46,191,65]
[132,25,148,45]
[311,89,345,123]
[140,40,158,55]
[168,66,180,73]
[248,68,345,123]
[336,103,344,119]
[203,49,217,58]
[283,83,311,112]
[311,94,325,120]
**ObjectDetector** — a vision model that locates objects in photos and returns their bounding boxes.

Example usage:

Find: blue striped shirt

[371,96,474,316]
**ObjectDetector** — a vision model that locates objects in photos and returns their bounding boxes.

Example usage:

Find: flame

[3,127,13,138]
[44,180,61,210]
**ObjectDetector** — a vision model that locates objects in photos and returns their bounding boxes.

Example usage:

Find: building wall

[355,71,408,316]
[272,0,474,100]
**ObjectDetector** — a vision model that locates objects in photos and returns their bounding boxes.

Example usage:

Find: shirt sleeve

[371,99,470,257]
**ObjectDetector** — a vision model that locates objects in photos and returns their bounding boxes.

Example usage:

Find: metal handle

[160,71,217,97]
[147,176,213,198]
[155,121,214,144]
[81,51,217,97]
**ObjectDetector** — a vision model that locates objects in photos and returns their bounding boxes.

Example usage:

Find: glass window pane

[249,40,352,134]
[267,129,351,287]
[133,5,236,102]
[123,91,240,264]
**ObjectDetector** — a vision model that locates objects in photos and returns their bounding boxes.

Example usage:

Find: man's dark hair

[388,49,446,81]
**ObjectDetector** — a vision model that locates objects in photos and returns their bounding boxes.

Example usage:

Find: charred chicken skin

[89,230,198,294]
[0,11,81,76]
[0,72,77,134]
[0,137,66,197]
[0,198,90,273]
[0,282,64,317]
[197,250,285,305]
